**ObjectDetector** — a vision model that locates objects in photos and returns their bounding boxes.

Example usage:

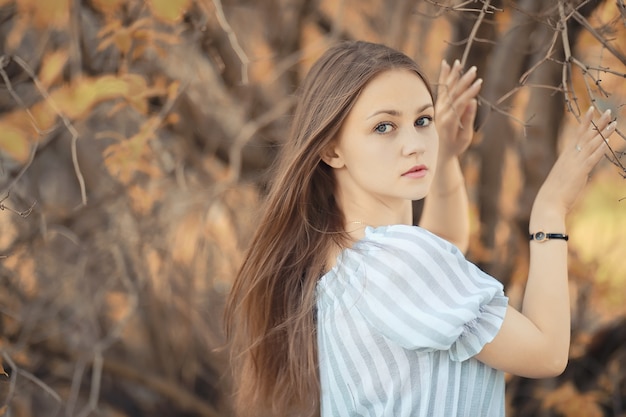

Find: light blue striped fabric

[316,224,508,416]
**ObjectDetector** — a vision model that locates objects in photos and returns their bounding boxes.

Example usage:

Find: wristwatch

[529,231,569,242]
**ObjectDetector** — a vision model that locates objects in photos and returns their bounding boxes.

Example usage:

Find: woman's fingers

[460,98,478,129]
[444,59,462,88]
[576,108,614,155]
[539,109,615,213]
[438,60,465,102]
[438,59,451,87]
[438,60,481,112]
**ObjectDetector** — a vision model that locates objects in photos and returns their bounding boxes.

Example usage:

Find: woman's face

[324,69,438,214]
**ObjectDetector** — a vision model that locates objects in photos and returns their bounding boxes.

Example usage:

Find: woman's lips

[402,165,428,179]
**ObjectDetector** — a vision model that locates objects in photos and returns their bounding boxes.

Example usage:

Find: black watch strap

[529,231,569,242]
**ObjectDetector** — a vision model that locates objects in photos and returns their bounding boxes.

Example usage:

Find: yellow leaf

[0,97,59,138]
[39,49,69,89]
[0,123,31,163]
[167,80,181,100]
[147,0,191,23]
[50,76,130,119]
[28,101,60,133]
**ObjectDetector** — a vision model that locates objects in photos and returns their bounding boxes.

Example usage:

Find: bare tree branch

[572,9,626,66]
[460,0,494,68]
[208,0,250,85]
[1,351,63,412]
[0,192,36,218]
[0,144,37,197]
[423,0,501,17]
[10,55,87,206]
[228,96,296,183]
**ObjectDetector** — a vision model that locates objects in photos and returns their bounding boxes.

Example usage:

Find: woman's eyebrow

[366,103,434,119]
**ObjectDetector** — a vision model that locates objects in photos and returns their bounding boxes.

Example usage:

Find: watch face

[535,231,546,241]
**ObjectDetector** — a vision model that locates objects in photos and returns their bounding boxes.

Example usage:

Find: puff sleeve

[348,225,508,361]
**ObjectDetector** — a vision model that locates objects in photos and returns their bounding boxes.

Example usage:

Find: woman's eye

[416,116,433,127]
[374,122,394,134]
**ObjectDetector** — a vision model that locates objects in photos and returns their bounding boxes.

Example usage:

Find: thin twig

[571,56,613,98]
[590,120,626,172]
[1,350,63,405]
[65,358,87,417]
[477,95,530,134]
[0,144,37,196]
[0,56,59,136]
[10,55,88,206]
[0,192,36,218]
[228,96,297,183]
[559,2,577,115]
[99,245,139,350]
[210,0,250,85]
[102,358,222,417]
[460,0,492,68]
[519,30,560,85]
[618,0,626,27]
[572,10,626,66]
[75,350,103,417]
[422,0,501,17]
[496,82,564,107]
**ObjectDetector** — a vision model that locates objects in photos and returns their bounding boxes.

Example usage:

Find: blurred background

[0,0,625,416]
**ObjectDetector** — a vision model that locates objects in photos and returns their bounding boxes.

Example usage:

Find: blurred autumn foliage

[0,0,625,416]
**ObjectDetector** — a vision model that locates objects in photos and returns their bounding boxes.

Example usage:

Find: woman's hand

[533,107,617,218]
[435,59,483,160]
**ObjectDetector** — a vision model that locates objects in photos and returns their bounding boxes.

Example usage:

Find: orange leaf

[103,117,162,183]
[112,27,133,55]
[5,14,28,53]
[147,0,191,23]
[97,19,122,39]
[542,382,605,417]
[122,74,150,113]
[166,113,180,125]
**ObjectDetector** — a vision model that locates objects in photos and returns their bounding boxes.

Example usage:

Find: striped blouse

[316,224,508,416]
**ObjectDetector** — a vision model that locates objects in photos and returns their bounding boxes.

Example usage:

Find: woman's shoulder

[361,224,455,253]
[324,223,461,281]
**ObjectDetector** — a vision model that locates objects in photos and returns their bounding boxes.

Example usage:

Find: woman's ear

[320,144,344,169]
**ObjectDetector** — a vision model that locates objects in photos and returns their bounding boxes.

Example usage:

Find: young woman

[224,40,616,417]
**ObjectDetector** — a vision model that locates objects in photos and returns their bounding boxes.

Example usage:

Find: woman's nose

[401,128,426,156]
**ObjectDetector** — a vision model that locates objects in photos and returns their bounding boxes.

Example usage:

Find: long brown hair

[224,40,433,417]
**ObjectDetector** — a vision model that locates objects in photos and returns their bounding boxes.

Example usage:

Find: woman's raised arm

[475,107,617,377]
[419,59,482,252]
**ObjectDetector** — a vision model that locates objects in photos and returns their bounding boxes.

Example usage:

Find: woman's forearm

[522,201,570,366]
